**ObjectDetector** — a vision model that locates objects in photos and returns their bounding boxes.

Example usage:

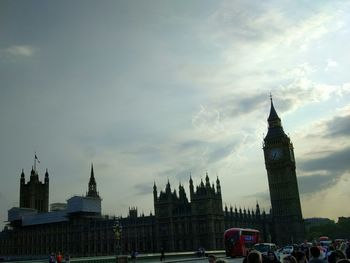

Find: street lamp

[113,219,122,257]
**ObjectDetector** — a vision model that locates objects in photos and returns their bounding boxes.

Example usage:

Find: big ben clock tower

[263,97,305,245]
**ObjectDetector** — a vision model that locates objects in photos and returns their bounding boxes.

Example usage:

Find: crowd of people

[48,252,70,263]
[208,240,350,263]
[240,240,350,263]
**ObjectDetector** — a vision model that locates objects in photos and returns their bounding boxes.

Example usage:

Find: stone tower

[190,173,224,249]
[263,97,305,245]
[153,173,224,252]
[19,167,49,212]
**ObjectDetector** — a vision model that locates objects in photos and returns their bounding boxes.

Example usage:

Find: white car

[282,245,294,254]
[253,243,278,255]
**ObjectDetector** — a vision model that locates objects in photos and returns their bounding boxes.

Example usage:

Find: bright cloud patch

[3,45,36,57]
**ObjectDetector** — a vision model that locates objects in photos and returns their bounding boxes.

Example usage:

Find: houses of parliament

[0,99,305,257]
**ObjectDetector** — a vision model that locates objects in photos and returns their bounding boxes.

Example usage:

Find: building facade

[19,167,49,213]
[0,98,306,257]
[1,166,116,258]
[0,170,272,257]
[263,98,305,245]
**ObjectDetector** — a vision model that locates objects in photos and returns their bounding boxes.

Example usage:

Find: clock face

[269,148,283,161]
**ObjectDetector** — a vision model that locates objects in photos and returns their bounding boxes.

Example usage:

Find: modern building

[263,97,306,245]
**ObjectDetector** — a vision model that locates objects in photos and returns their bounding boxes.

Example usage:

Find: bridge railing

[2,251,225,263]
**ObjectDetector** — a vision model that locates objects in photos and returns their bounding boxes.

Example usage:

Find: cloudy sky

[1,0,350,229]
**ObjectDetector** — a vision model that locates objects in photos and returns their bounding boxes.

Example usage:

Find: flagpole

[34,152,36,172]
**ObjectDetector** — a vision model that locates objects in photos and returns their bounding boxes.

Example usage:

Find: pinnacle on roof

[89,163,96,185]
[267,95,281,124]
[265,95,287,139]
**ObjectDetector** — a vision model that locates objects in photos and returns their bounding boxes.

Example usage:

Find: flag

[35,154,40,163]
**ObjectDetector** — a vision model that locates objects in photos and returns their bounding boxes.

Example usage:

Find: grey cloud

[209,1,339,49]
[324,114,350,138]
[157,168,193,183]
[210,2,287,43]
[297,146,350,195]
[122,145,161,157]
[299,146,350,174]
[178,140,206,151]
[207,142,237,163]
[1,45,36,58]
[298,173,339,195]
[220,93,267,116]
[134,183,152,196]
[180,139,237,162]
[243,191,270,203]
[156,167,202,183]
[244,146,350,201]
[212,90,301,120]
[156,168,179,179]
[174,169,194,182]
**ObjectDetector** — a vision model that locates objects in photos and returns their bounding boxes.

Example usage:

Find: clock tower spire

[263,96,305,245]
[267,95,284,135]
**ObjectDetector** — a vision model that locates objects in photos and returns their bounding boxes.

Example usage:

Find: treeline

[306,218,350,241]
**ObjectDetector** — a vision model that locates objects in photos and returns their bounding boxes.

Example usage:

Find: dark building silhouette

[0,169,272,257]
[0,98,307,257]
[263,97,305,244]
[86,164,100,198]
[152,173,224,251]
[1,165,109,257]
[150,174,271,252]
[19,167,49,212]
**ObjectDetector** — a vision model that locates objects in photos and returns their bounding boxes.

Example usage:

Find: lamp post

[113,219,123,261]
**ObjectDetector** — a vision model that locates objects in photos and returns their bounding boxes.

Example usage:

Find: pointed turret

[265,96,287,140]
[179,183,187,201]
[153,181,157,201]
[87,163,99,198]
[216,176,221,194]
[89,163,96,184]
[30,166,34,177]
[189,174,194,200]
[205,171,210,188]
[256,202,261,216]
[165,179,171,194]
[44,168,49,184]
[30,166,39,182]
[20,169,25,184]
[268,95,281,127]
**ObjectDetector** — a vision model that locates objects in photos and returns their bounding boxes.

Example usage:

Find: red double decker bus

[224,228,260,257]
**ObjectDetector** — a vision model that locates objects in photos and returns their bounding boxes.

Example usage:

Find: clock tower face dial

[269,148,283,161]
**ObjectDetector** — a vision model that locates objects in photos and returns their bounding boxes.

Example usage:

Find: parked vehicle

[253,243,277,255]
[282,245,294,254]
